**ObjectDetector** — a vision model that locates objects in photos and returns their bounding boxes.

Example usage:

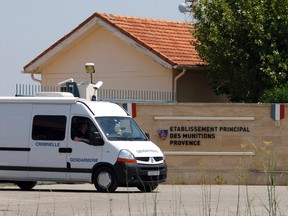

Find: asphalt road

[0,183,288,216]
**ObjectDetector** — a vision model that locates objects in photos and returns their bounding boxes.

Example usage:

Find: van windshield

[96,117,148,141]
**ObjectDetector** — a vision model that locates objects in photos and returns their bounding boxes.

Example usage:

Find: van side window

[71,116,98,143]
[32,115,66,141]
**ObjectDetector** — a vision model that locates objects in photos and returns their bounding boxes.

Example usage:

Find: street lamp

[85,63,95,84]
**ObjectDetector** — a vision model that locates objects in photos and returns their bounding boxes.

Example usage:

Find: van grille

[135,157,163,162]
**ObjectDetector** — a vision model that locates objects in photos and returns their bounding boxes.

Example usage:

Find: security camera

[93,81,103,89]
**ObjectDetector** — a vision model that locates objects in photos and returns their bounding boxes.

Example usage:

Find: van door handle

[59,148,72,153]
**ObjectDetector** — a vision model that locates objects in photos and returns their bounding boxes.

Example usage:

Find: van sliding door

[28,105,69,180]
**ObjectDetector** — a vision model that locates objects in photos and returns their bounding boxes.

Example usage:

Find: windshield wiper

[108,136,146,141]
[108,136,123,141]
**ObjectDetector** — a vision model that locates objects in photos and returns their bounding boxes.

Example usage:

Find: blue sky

[0,0,188,96]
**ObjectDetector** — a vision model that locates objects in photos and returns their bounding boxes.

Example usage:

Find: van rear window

[32,115,66,141]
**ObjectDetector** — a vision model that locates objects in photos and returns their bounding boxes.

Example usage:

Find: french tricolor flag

[271,104,285,121]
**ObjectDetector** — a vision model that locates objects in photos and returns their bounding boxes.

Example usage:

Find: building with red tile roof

[23,12,225,102]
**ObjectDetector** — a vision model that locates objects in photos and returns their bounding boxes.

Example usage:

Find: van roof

[0,96,129,117]
[0,96,78,104]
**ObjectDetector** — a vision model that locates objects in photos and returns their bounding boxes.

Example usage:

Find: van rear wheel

[16,181,37,190]
[93,167,118,192]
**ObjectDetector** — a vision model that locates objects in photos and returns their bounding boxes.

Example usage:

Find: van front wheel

[16,181,37,190]
[93,167,118,192]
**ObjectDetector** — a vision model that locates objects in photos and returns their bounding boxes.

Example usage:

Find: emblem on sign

[158,129,168,140]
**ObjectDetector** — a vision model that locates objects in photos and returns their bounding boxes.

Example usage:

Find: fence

[15,84,176,102]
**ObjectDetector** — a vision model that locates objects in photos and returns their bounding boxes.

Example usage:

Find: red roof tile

[96,13,203,67]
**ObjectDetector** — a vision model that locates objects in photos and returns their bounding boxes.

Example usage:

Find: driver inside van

[73,121,90,143]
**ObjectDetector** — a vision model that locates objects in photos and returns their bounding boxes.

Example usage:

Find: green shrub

[259,83,288,103]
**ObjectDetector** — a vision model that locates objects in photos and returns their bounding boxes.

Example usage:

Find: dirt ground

[0,183,288,216]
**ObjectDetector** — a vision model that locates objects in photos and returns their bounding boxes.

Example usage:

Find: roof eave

[173,64,206,70]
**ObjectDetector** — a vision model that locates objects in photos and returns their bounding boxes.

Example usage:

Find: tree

[191,0,288,102]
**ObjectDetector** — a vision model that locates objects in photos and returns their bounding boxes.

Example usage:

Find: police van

[0,92,167,192]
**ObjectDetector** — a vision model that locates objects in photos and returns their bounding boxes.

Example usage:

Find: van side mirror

[90,132,104,146]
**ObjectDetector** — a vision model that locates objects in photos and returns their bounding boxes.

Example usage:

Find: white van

[0,93,167,192]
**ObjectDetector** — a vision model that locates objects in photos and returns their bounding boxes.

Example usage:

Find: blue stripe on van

[0,147,30,151]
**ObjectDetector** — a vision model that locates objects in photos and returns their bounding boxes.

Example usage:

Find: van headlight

[117,149,137,164]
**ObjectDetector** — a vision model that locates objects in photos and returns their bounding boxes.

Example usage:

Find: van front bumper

[113,162,167,187]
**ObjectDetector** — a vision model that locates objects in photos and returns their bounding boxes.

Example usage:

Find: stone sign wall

[134,103,288,185]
